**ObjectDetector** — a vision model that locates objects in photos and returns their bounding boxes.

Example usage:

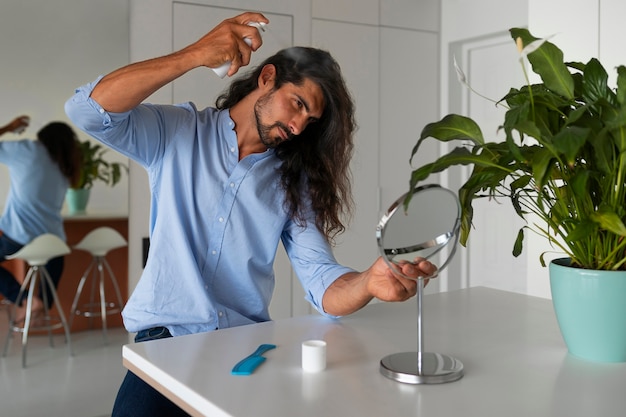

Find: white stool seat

[2,234,73,367]
[7,233,71,264]
[73,227,127,257]
[70,227,127,344]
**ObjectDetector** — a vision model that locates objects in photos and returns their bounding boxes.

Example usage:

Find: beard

[254,93,295,149]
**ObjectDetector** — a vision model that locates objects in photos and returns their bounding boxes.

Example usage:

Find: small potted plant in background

[66,139,126,214]
[407,27,626,362]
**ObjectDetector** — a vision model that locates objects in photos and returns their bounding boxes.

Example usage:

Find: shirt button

[99,108,105,114]
[230,147,236,153]
[212,250,217,255]
[230,182,235,188]
[218,311,224,317]
[218,217,224,222]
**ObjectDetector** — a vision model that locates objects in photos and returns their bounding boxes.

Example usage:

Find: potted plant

[66,139,126,214]
[407,27,626,362]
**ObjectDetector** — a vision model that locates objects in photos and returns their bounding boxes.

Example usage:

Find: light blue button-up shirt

[65,78,354,336]
[0,139,68,244]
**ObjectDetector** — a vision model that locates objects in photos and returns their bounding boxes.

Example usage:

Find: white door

[449,33,529,294]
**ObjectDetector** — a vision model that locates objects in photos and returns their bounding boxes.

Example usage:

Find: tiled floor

[0,308,130,417]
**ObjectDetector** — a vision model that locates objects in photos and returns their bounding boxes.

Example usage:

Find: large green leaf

[551,126,589,165]
[510,28,574,100]
[582,58,612,105]
[411,114,485,163]
[504,127,525,162]
[513,228,524,257]
[411,146,512,184]
[512,119,556,150]
[590,207,626,236]
[565,220,597,242]
[530,147,555,187]
[588,130,613,174]
[564,105,588,127]
[600,103,626,155]
[568,169,590,197]
[408,146,512,193]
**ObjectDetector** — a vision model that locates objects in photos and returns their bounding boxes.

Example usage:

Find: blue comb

[231,344,277,375]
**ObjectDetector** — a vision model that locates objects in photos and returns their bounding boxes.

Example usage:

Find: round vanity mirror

[377,184,464,384]
[376,184,460,279]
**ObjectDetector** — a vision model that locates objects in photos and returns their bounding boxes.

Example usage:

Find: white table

[122,287,626,416]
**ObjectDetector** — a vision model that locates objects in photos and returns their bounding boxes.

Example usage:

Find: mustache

[271,122,294,141]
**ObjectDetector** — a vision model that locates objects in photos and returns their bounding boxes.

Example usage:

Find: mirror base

[380,352,464,384]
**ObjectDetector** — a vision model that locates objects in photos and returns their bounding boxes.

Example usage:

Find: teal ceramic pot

[65,188,90,214]
[550,258,626,362]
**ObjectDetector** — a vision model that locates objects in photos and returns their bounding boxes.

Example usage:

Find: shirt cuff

[65,75,131,132]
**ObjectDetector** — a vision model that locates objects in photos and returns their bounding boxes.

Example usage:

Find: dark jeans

[112,327,190,417]
[0,233,64,308]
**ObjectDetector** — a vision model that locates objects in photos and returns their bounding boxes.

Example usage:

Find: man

[66,11,436,417]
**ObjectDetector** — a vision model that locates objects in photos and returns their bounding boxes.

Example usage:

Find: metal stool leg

[88,264,98,329]
[99,257,125,344]
[3,267,35,359]
[96,260,108,343]
[37,268,55,348]
[40,267,73,358]
[69,259,96,330]
[20,269,40,368]
[103,258,125,316]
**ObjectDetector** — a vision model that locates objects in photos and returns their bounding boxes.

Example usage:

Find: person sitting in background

[0,116,81,322]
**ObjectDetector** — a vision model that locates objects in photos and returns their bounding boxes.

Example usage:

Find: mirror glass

[376,184,460,279]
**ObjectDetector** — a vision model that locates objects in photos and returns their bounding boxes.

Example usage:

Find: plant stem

[519,59,535,121]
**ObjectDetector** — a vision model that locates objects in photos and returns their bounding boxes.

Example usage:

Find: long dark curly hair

[37,122,81,188]
[216,47,356,243]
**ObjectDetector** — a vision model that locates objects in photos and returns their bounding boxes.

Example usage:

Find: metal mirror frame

[376,184,464,384]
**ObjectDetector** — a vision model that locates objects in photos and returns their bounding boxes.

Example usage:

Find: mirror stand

[377,184,464,384]
[379,280,464,384]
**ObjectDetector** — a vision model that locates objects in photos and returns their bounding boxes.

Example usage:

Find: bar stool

[69,227,127,344]
[2,234,73,368]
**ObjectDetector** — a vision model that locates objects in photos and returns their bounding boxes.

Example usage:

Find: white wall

[0,0,130,214]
